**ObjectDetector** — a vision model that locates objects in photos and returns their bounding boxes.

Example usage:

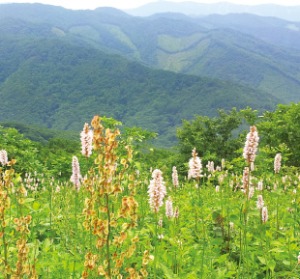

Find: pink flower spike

[172,166,179,188]
[70,156,82,191]
[80,123,93,158]
[243,126,259,169]
[188,148,202,180]
[148,169,167,213]
[0,150,8,166]
[274,153,282,174]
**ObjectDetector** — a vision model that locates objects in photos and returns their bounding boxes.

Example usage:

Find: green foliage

[0,126,44,174]
[0,36,275,147]
[0,113,300,277]
[0,125,80,178]
[177,107,258,163]
[0,121,78,143]
[257,103,300,167]
[1,5,290,147]
[1,4,299,103]
[1,158,299,278]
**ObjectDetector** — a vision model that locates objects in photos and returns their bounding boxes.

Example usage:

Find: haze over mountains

[0,2,299,145]
[127,1,300,22]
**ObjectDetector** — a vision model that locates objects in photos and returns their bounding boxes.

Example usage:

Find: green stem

[196,177,201,233]
[200,222,205,279]
[2,227,10,279]
[276,196,279,239]
[105,193,111,278]
[49,187,52,228]
[154,213,159,279]
[238,204,244,277]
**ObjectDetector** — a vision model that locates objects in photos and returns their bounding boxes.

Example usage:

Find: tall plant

[81,116,149,278]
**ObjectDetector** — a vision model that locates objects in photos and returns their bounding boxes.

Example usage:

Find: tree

[177,107,258,162]
[257,103,300,167]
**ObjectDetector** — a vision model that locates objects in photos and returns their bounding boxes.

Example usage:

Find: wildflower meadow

[0,114,300,278]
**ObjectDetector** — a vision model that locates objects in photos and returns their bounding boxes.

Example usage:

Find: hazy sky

[1,0,300,10]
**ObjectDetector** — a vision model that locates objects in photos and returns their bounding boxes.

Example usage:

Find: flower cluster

[206,161,215,173]
[256,195,264,209]
[23,172,42,192]
[188,148,202,180]
[172,166,179,188]
[0,150,8,166]
[148,169,167,213]
[70,156,82,191]
[248,186,255,199]
[14,215,32,234]
[165,196,173,218]
[262,206,268,223]
[257,180,263,191]
[81,116,147,278]
[80,123,93,158]
[243,126,259,169]
[274,153,282,174]
[242,167,250,193]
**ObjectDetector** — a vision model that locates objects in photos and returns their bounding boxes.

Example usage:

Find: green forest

[0,37,277,147]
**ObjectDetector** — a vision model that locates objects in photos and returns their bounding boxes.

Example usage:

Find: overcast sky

[1,0,300,10]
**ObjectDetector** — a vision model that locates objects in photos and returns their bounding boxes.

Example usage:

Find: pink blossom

[274,153,282,174]
[262,206,268,223]
[70,156,82,191]
[256,195,264,209]
[0,150,8,165]
[257,180,263,191]
[206,161,215,173]
[188,148,202,180]
[243,126,259,169]
[172,166,179,188]
[242,167,250,192]
[80,123,93,158]
[248,186,255,199]
[148,169,166,213]
[165,197,173,219]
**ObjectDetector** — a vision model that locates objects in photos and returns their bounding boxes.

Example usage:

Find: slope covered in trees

[0,37,277,146]
[1,4,300,102]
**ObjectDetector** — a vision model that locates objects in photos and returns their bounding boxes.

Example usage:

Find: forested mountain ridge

[198,13,300,52]
[0,36,277,146]
[0,3,299,145]
[1,3,300,103]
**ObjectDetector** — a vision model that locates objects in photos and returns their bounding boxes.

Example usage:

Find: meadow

[0,115,299,278]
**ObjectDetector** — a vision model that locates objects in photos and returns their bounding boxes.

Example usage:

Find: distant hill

[0,37,277,146]
[1,4,300,104]
[127,1,300,22]
[1,3,300,145]
[199,13,300,51]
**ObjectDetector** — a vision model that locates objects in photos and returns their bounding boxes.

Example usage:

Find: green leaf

[267,260,276,272]
[282,260,290,266]
[257,256,266,265]
[23,198,35,203]
[158,262,178,278]
[42,238,52,252]
[32,201,41,210]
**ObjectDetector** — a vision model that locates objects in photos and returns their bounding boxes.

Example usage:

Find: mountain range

[127,1,300,22]
[0,3,299,145]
